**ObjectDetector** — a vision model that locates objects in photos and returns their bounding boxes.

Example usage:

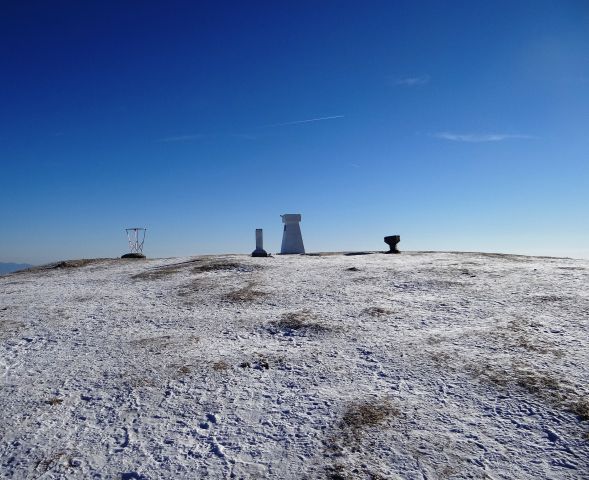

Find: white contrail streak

[262,115,344,127]
[433,132,535,142]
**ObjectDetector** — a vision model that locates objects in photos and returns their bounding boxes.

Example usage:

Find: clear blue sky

[1,1,588,264]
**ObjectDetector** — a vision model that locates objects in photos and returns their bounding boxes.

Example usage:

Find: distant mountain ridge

[0,263,33,275]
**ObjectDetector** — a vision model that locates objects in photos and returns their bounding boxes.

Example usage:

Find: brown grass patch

[341,399,399,434]
[364,306,393,317]
[34,451,70,474]
[532,295,572,303]
[212,360,230,372]
[132,267,182,280]
[468,361,588,423]
[239,354,271,370]
[0,319,25,339]
[514,368,560,394]
[31,259,109,272]
[177,278,210,299]
[426,334,446,345]
[268,311,329,335]
[515,335,553,354]
[192,261,258,273]
[430,351,452,365]
[131,258,206,280]
[569,398,589,421]
[466,362,511,387]
[224,284,267,303]
[238,353,284,371]
[126,376,157,388]
[323,399,400,478]
[132,258,258,280]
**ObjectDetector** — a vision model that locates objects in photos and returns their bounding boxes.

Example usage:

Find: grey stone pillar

[252,229,268,257]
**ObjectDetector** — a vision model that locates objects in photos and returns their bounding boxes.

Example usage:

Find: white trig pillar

[256,229,263,250]
[252,228,268,257]
[280,214,305,254]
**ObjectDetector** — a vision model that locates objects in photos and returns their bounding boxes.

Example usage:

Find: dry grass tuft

[238,352,281,370]
[532,295,571,303]
[224,284,267,303]
[126,376,157,388]
[430,351,452,365]
[27,259,109,273]
[34,451,69,474]
[466,363,510,387]
[341,399,399,433]
[515,368,560,394]
[325,464,388,480]
[0,319,25,339]
[324,464,347,480]
[132,267,182,280]
[177,278,210,299]
[53,259,104,269]
[268,311,329,335]
[364,306,394,317]
[467,361,589,422]
[192,261,258,273]
[239,356,270,370]
[569,398,589,421]
[426,334,446,345]
[515,335,552,354]
[212,360,230,372]
[133,258,258,280]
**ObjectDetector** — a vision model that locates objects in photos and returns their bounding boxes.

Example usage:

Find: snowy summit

[1,252,588,479]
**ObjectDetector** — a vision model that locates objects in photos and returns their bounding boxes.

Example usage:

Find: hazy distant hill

[0,263,32,275]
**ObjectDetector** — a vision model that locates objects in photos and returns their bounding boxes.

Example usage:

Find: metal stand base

[121,253,146,259]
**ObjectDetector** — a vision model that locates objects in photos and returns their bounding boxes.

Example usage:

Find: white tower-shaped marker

[280,214,305,254]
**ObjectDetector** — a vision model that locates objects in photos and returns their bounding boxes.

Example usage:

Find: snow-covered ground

[0,251,588,479]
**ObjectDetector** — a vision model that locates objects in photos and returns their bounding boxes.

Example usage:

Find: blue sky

[1,1,588,264]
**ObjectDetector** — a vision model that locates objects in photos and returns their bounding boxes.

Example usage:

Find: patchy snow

[0,251,588,479]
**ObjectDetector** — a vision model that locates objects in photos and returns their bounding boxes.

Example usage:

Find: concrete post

[280,214,305,254]
[252,228,268,257]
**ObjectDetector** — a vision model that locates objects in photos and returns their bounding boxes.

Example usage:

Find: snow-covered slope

[1,252,588,479]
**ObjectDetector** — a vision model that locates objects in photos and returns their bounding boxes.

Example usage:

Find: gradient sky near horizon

[1,1,588,264]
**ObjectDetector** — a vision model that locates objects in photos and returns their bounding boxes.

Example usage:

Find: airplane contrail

[262,115,344,128]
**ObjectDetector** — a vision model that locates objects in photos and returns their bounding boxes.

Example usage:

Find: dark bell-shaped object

[384,235,401,254]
